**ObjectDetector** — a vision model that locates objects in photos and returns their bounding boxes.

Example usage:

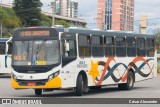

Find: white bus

[0,38,12,75]
[7,27,157,96]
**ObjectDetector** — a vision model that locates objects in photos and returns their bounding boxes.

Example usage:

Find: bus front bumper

[11,77,62,89]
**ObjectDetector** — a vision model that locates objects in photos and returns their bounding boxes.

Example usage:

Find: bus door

[61,33,77,87]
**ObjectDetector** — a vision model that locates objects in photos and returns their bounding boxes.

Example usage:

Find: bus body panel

[0,55,11,74]
[11,28,157,91]
[64,56,157,87]
[0,38,11,74]
[11,65,63,89]
[11,56,157,89]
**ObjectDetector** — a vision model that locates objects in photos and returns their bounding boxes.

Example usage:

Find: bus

[0,38,12,75]
[7,27,157,96]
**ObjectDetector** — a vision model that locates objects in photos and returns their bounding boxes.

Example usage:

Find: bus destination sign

[20,30,50,37]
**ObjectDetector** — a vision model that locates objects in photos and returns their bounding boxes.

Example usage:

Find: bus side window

[146,38,155,57]
[63,40,76,57]
[79,35,91,57]
[126,37,136,57]
[92,35,104,57]
[115,37,126,57]
[137,38,146,57]
[104,36,115,56]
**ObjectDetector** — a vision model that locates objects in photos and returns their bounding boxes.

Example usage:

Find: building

[55,0,78,18]
[140,16,147,34]
[55,0,62,15]
[97,0,134,31]
[43,12,86,28]
[67,0,78,18]
[0,3,86,28]
[61,0,68,16]
[97,0,106,30]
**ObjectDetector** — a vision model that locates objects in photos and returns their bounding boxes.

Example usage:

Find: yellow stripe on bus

[11,77,62,89]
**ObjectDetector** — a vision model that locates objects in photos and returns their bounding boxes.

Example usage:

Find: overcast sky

[2,0,160,33]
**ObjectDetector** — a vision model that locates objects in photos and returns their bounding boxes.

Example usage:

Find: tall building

[55,0,78,18]
[61,0,67,16]
[97,0,106,30]
[55,0,62,15]
[67,0,78,18]
[97,0,134,31]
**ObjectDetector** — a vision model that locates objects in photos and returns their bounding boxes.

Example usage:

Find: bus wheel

[75,74,83,96]
[35,89,42,96]
[118,72,134,90]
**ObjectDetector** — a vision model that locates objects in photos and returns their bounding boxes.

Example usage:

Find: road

[0,75,160,98]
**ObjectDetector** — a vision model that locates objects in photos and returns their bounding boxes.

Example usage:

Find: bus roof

[56,28,155,38]
[0,38,9,42]
[13,27,155,38]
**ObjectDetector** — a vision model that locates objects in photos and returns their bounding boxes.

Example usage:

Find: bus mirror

[7,42,12,54]
[65,40,70,52]
[5,37,12,58]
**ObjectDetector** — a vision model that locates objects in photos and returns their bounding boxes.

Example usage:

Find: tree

[1,8,22,28]
[153,27,160,53]
[41,14,52,26]
[0,8,22,38]
[13,0,43,27]
[55,20,70,28]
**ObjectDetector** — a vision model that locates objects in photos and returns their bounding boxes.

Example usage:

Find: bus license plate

[27,82,36,86]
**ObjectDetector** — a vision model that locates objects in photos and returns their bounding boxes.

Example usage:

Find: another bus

[7,27,157,96]
[0,38,12,75]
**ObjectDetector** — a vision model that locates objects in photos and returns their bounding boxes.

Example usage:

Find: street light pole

[0,0,2,38]
[0,0,2,9]
[51,0,55,27]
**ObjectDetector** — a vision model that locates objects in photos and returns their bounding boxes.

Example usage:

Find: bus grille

[17,79,48,86]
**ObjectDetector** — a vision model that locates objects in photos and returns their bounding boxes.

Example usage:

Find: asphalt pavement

[0,74,160,107]
[0,75,160,98]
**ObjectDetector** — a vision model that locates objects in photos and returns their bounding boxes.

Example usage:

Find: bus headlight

[48,71,60,81]
[12,73,17,81]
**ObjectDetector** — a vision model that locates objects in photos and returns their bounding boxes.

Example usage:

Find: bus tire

[118,71,134,90]
[35,89,42,96]
[75,74,83,96]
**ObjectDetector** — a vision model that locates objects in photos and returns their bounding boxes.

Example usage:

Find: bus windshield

[13,40,60,66]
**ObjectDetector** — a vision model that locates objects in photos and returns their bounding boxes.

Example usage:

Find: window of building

[92,35,104,57]
[126,37,136,57]
[146,38,155,57]
[79,35,91,57]
[104,36,115,56]
[137,38,146,56]
[116,37,126,57]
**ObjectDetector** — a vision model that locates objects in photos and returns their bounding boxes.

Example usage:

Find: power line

[85,17,160,24]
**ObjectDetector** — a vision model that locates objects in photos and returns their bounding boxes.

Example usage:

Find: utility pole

[101,11,104,30]
[99,11,104,31]
[51,0,55,27]
[0,0,2,38]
